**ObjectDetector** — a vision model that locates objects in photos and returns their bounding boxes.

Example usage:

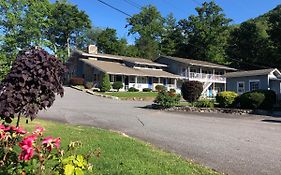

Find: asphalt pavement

[39,87,281,175]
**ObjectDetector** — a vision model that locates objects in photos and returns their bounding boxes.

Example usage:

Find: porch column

[174,79,177,88]
[187,66,190,79]
[158,77,160,84]
[200,68,202,78]
[135,76,137,84]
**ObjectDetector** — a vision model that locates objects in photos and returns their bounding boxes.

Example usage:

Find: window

[237,82,245,94]
[137,77,147,84]
[249,80,260,91]
[129,76,135,83]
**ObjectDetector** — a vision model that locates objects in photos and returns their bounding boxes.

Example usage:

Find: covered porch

[109,74,177,91]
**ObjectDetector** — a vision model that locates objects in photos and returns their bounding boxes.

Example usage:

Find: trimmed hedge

[181,81,203,102]
[143,88,152,92]
[112,81,123,91]
[216,91,238,108]
[128,87,139,92]
[238,92,265,109]
[100,73,111,92]
[238,90,276,109]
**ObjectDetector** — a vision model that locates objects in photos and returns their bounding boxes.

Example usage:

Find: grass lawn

[103,92,158,100]
[20,119,219,175]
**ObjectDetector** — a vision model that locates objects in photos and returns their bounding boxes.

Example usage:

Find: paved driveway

[39,87,281,175]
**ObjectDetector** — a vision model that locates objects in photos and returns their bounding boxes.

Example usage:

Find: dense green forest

[0,1,281,80]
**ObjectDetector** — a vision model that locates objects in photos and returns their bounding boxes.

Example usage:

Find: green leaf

[75,168,84,175]
[64,164,75,175]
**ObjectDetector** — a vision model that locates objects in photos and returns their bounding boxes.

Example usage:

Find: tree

[96,28,127,55]
[47,0,91,61]
[160,13,182,56]
[268,5,281,60]
[0,48,65,125]
[0,0,51,79]
[100,73,111,92]
[74,27,103,52]
[227,21,273,69]
[126,5,164,59]
[177,2,231,64]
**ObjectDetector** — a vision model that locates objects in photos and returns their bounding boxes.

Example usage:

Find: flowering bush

[154,90,181,108]
[0,125,94,175]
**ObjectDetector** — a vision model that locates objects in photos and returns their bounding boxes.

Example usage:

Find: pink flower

[53,138,61,149]
[11,126,27,134]
[19,146,34,161]
[32,126,44,135]
[42,136,61,151]
[18,135,37,161]
[0,125,5,130]
[42,136,53,145]
[19,135,37,148]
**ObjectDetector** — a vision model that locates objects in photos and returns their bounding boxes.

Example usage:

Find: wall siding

[226,75,269,93]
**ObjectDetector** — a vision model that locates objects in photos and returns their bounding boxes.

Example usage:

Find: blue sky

[65,0,281,43]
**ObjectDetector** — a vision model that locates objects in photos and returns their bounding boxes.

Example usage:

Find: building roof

[81,59,179,78]
[81,52,167,67]
[224,68,280,78]
[157,56,237,71]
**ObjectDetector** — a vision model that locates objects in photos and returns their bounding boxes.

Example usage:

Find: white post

[200,68,202,78]
[187,66,190,79]
[174,79,177,88]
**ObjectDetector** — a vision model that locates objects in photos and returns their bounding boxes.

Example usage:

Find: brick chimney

[88,45,98,54]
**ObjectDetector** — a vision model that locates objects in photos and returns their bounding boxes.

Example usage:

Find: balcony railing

[187,72,226,81]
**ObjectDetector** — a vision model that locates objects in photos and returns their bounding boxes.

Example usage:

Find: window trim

[249,80,260,91]
[237,81,245,94]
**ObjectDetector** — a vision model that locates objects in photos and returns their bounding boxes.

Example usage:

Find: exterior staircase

[201,82,212,98]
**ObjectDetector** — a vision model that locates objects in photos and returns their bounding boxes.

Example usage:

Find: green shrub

[155,85,166,92]
[237,90,276,109]
[143,88,152,92]
[181,81,203,102]
[253,90,276,109]
[216,91,238,108]
[239,92,265,109]
[84,81,93,89]
[100,73,111,92]
[194,99,215,108]
[128,87,139,92]
[154,90,181,108]
[112,81,123,91]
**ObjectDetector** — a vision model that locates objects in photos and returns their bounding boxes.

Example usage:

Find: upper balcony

[179,71,226,83]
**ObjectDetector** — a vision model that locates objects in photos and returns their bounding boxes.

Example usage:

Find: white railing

[188,72,225,81]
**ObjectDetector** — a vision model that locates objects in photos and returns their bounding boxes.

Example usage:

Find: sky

[64,0,281,43]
